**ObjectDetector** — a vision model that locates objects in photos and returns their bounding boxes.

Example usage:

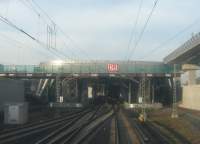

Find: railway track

[114,116,120,144]
[183,113,200,130]
[35,105,113,144]
[129,119,170,144]
[0,108,91,144]
[123,109,172,144]
[0,105,113,144]
[0,108,85,135]
[35,106,100,144]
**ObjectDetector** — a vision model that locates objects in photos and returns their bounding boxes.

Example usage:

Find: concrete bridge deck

[164,32,200,65]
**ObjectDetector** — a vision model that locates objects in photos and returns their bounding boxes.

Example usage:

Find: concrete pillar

[188,70,196,85]
[182,64,200,85]
[180,64,200,110]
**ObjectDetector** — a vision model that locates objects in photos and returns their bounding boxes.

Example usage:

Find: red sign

[107,64,119,73]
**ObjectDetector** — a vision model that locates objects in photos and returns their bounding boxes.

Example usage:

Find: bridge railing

[0,63,180,74]
[164,32,200,63]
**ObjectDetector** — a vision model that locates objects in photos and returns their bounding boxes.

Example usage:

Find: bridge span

[0,61,176,78]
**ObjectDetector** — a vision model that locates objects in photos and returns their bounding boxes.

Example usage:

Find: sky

[0,0,200,64]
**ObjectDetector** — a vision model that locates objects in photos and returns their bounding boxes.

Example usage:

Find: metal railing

[164,32,200,63]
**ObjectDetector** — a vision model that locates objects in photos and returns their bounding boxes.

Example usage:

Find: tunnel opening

[107,82,121,104]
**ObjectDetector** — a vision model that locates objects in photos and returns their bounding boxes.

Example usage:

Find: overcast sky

[0,0,200,64]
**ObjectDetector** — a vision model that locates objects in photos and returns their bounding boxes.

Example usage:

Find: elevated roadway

[164,32,200,65]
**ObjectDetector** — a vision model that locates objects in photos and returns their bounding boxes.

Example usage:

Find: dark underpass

[22,76,176,107]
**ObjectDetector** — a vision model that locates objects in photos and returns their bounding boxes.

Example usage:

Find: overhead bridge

[164,32,200,65]
[0,61,178,78]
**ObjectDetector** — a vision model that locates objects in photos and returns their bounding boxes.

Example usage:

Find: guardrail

[164,32,200,63]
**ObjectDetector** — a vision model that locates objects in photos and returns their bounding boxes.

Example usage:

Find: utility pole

[139,76,147,122]
[142,77,147,121]
[152,83,155,104]
[128,81,131,104]
[56,67,63,103]
[147,78,151,103]
[76,79,78,98]
[171,64,178,118]
[56,74,61,103]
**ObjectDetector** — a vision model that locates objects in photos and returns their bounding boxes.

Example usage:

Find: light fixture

[50,60,64,65]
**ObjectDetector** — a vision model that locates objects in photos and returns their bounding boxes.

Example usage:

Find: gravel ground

[148,107,200,144]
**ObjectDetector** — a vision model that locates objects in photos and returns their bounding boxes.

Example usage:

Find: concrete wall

[0,80,25,110]
[180,85,200,110]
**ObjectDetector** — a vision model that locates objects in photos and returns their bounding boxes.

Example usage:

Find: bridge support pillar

[180,64,200,110]
[182,64,200,85]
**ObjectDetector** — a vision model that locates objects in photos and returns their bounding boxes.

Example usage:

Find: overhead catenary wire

[26,0,89,61]
[127,0,159,61]
[0,32,54,63]
[0,15,37,41]
[0,14,71,60]
[125,0,143,60]
[29,0,108,72]
[20,0,41,17]
[137,18,200,60]
[19,0,80,61]
[10,0,106,74]
[30,0,92,61]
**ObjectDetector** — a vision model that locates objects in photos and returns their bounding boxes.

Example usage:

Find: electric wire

[0,32,52,63]
[125,0,143,60]
[30,0,91,60]
[23,0,86,61]
[19,0,79,61]
[137,18,200,60]
[20,0,40,17]
[0,14,70,60]
[127,0,159,61]
[29,0,107,71]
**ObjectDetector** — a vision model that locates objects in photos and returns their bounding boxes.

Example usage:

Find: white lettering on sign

[138,97,143,103]
[0,74,6,77]
[46,74,52,77]
[147,73,153,77]
[91,74,98,77]
[8,74,15,76]
[107,64,119,73]
[26,74,32,77]
[165,74,171,77]
[88,87,93,98]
